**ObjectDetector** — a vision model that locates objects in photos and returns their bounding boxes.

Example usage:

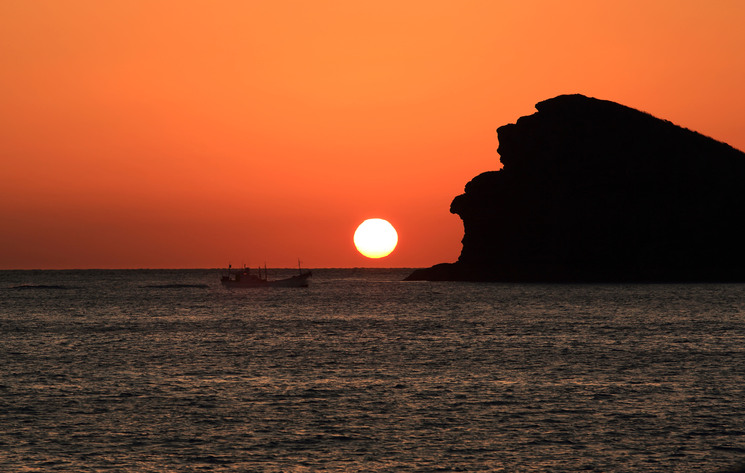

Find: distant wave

[9,284,79,290]
[142,284,210,289]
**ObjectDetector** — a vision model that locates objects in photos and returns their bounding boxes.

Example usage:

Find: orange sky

[1,1,744,269]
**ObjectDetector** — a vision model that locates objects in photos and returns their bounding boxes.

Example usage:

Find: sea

[2,268,745,472]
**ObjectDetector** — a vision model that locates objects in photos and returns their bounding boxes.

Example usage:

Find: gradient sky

[2,1,744,269]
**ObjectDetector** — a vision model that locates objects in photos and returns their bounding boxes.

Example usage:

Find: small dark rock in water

[407,94,745,282]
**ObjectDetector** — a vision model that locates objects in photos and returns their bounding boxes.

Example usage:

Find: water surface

[2,269,744,471]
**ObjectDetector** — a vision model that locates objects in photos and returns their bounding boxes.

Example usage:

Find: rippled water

[2,269,745,472]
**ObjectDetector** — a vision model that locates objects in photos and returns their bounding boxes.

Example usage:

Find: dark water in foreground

[2,268,745,472]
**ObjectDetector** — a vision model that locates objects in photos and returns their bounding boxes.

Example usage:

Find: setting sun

[354,219,398,259]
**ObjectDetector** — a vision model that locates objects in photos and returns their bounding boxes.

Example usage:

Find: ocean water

[1,268,745,472]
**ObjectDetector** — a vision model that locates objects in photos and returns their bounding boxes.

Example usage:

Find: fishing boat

[220,263,312,288]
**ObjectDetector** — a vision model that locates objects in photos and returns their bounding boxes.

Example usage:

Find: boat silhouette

[220,263,311,288]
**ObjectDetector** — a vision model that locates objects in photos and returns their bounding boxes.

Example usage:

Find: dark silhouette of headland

[407,94,745,282]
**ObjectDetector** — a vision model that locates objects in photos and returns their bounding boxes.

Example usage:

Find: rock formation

[407,94,745,282]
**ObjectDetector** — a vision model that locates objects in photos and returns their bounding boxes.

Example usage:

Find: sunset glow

[1,1,744,269]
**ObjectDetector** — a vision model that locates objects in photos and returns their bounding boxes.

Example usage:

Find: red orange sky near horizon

[2,1,744,269]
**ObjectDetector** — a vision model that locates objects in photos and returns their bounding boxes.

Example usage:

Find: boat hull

[221,271,311,288]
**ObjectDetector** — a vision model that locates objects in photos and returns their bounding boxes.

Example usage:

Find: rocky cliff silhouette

[407,94,745,282]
